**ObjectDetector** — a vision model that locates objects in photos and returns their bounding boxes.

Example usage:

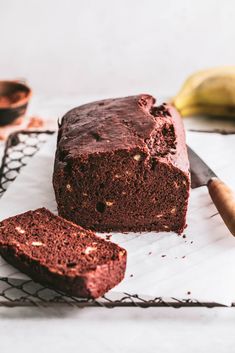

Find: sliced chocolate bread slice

[0,208,127,298]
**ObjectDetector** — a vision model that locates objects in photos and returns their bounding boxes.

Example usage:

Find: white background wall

[1,0,235,99]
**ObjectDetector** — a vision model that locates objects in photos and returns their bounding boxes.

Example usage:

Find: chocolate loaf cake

[53,94,190,234]
[0,208,127,298]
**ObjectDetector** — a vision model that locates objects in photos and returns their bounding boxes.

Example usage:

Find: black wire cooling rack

[0,130,233,308]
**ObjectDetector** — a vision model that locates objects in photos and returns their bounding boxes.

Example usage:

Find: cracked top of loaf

[57,94,189,173]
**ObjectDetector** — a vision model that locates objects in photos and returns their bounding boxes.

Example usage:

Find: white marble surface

[1,307,235,352]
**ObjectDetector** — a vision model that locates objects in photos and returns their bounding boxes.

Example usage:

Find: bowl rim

[0,80,32,110]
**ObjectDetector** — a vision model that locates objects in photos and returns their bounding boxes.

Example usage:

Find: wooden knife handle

[207,177,235,236]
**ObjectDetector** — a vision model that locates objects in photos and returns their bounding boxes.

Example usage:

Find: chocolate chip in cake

[105,201,114,207]
[96,202,106,213]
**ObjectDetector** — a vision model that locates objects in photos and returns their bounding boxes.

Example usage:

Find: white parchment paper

[0,131,235,305]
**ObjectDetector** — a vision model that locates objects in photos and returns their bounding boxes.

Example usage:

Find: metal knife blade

[187,145,217,189]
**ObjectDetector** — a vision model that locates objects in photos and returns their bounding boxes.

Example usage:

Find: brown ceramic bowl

[0,80,32,126]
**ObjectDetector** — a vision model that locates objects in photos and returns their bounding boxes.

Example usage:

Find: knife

[188,146,235,236]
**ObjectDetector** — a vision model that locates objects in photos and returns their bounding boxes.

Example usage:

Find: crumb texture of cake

[53,94,190,234]
[0,208,127,298]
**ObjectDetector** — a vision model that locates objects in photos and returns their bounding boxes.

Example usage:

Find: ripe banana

[173,66,235,117]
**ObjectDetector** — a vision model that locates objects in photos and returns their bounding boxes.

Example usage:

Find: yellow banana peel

[173,66,235,117]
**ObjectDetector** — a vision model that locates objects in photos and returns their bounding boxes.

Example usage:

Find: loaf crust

[53,95,190,233]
